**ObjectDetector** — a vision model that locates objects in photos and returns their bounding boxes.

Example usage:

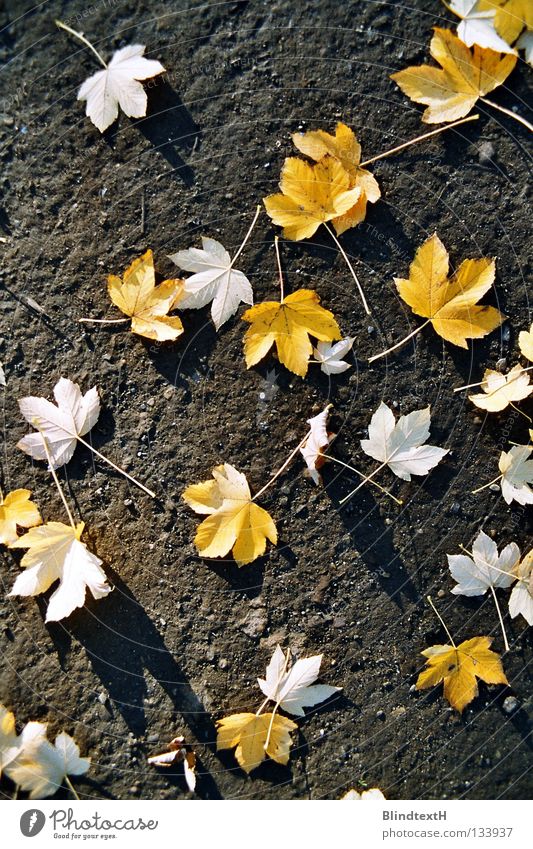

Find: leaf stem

[35,423,76,530]
[359,115,480,168]
[427,595,456,649]
[368,320,431,363]
[472,474,502,495]
[510,402,532,423]
[490,584,510,652]
[231,205,262,267]
[274,236,285,302]
[75,435,155,498]
[479,98,533,134]
[324,223,370,315]
[325,455,403,505]
[252,433,309,502]
[64,775,81,800]
[338,459,389,506]
[55,20,107,69]
[263,649,291,753]
[78,318,130,325]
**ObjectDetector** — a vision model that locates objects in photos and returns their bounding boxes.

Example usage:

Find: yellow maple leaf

[394,233,503,348]
[182,463,277,566]
[480,0,533,45]
[519,323,533,362]
[0,489,42,547]
[469,365,532,411]
[108,249,184,341]
[216,712,297,773]
[391,27,517,123]
[242,290,341,377]
[263,155,361,241]
[291,122,381,235]
[416,636,508,712]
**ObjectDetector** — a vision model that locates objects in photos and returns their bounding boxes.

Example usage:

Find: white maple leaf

[499,445,533,505]
[78,44,165,133]
[300,404,333,485]
[509,550,533,626]
[448,530,520,596]
[448,0,516,53]
[313,337,355,375]
[1,719,48,780]
[516,30,533,66]
[361,402,448,482]
[257,644,341,717]
[169,237,253,330]
[17,377,100,470]
[342,787,385,799]
[9,522,111,622]
[6,729,90,799]
[468,365,532,412]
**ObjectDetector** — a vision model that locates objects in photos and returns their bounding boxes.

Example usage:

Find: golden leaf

[216,712,297,773]
[480,0,533,45]
[242,290,341,377]
[182,463,277,566]
[391,27,517,123]
[0,490,42,547]
[469,365,532,411]
[416,636,508,712]
[394,233,503,348]
[519,323,533,362]
[108,249,184,341]
[263,155,361,240]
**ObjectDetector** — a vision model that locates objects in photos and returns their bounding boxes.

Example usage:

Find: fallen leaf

[0,705,20,776]
[394,233,503,348]
[257,644,341,717]
[300,405,334,484]
[263,155,361,240]
[108,250,184,341]
[0,490,42,546]
[9,521,112,622]
[416,636,508,712]
[78,44,165,132]
[6,729,90,799]
[361,402,448,482]
[17,377,100,469]
[469,365,532,411]
[448,529,519,596]
[182,463,277,566]
[147,736,196,792]
[291,122,381,234]
[391,27,517,123]
[0,363,5,387]
[216,712,297,774]
[519,323,533,361]
[480,0,532,44]
[313,337,355,375]
[342,788,386,800]
[242,290,341,377]
[516,28,533,65]
[499,445,533,505]
[168,237,253,331]
[509,550,533,626]
[448,1,517,53]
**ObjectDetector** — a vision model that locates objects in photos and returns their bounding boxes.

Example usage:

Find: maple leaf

[182,463,277,566]
[479,0,533,44]
[0,489,42,547]
[263,155,361,241]
[0,705,20,777]
[6,729,90,799]
[416,636,508,712]
[509,550,533,626]
[448,530,519,596]
[257,645,341,717]
[313,337,355,375]
[519,323,533,361]
[391,27,517,123]
[300,405,334,484]
[392,233,503,349]
[361,402,448,482]
[108,250,184,341]
[9,521,112,622]
[242,290,341,378]
[17,377,100,469]
[468,365,532,411]
[342,788,386,800]
[168,237,253,331]
[216,712,297,774]
[516,29,533,65]
[498,445,533,505]
[447,1,517,52]
[77,44,165,132]
[291,122,381,235]
[147,736,196,792]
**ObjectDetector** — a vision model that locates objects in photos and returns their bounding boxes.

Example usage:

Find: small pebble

[478,141,495,164]
[502,696,519,714]
[376,710,385,720]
